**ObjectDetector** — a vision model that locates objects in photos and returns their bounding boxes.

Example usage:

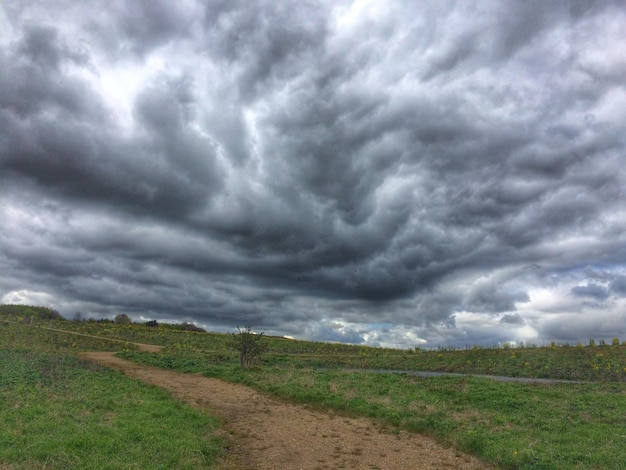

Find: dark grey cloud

[1,20,222,220]
[88,0,194,60]
[610,276,626,297]
[464,278,529,313]
[500,313,525,325]
[203,0,329,102]
[2,0,626,347]
[570,283,609,301]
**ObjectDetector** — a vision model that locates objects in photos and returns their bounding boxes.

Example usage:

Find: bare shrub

[233,325,267,369]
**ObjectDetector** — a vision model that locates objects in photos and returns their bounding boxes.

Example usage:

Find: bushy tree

[232,325,267,369]
[114,313,131,324]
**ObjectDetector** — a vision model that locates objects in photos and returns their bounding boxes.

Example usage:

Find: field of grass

[119,349,626,470]
[3,304,626,469]
[0,311,225,469]
[20,305,626,383]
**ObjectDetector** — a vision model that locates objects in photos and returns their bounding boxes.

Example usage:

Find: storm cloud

[1,0,625,347]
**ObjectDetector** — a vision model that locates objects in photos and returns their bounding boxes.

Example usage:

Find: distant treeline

[0,304,205,332]
[0,304,63,320]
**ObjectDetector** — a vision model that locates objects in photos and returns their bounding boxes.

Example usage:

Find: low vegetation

[232,325,268,368]
[0,308,224,469]
[120,349,626,469]
[3,304,626,469]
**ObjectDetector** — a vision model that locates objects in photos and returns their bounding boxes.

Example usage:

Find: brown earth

[80,351,496,470]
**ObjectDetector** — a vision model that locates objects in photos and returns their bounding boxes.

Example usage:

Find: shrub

[114,314,131,324]
[232,325,267,369]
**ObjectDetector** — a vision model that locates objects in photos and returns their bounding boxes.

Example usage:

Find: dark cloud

[571,283,610,301]
[88,0,194,60]
[500,313,525,325]
[1,29,100,118]
[464,278,529,313]
[2,0,626,347]
[539,309,626,344]
[1,21,222,220]
[610,276,626,297]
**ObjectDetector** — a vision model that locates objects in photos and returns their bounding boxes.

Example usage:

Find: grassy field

[3,304,626,469]
[120,350,626,470]
[0,311,224,469]
[25,306,626,383]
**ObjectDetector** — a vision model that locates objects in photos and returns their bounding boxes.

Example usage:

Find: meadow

[0,308,224,469]
[2,304,626,469]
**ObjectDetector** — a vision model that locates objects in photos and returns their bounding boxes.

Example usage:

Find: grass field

[120,350,626,470]
[0,311,224,469]
[3,304,626,469]
[18,303,624,383]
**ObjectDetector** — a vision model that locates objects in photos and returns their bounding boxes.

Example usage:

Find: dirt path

[34,325,165,352]
[81,351,495,470]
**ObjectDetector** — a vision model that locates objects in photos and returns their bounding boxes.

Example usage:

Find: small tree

[233,325,267,369]
[114,313,131,324]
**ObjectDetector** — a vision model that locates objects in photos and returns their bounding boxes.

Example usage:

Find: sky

[1,0,626,349]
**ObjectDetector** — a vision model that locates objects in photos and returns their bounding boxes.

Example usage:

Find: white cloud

[2,289,56,306]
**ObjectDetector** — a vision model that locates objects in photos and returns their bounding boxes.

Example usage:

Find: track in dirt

[81,351,495,470]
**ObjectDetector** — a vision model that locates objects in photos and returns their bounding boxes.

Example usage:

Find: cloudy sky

[2,0,626,348]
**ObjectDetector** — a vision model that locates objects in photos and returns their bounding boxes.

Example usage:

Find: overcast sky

[2,0,626,348]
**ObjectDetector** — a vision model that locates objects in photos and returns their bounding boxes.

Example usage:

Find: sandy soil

[80,351,496,470]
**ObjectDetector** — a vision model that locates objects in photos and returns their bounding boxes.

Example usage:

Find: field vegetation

[2,304,626,469]
[0,306,224,469]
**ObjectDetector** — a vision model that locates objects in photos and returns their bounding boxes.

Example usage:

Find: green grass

[121,349,626,470]
[12,303,622,383]
[4,304,626,469]
[0,323,225,469]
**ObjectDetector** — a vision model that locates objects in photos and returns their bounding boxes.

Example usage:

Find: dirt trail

[81,351,495,470]
[33,325,165,352]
